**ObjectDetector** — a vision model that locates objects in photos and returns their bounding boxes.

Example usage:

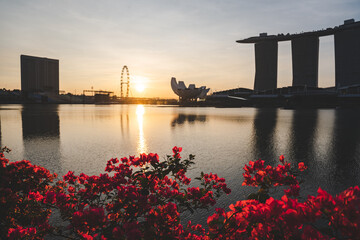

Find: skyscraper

[21,55,59,95]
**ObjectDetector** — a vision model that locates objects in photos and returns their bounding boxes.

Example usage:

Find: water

[1,104,360,223]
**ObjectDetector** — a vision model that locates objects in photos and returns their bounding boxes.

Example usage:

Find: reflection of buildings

[288,110,318,163]
[21,55,59,96]
[22,105,60,137]
[21,105,62,173]
[120,112,130,137]
[0,116,2,147]
[328,109,360,189]
[252,108,278,162]
[171,114,207,127]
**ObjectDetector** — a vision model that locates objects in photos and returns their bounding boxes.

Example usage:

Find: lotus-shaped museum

[171,77,210,100]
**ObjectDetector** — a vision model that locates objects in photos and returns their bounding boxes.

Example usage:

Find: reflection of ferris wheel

[120,65,130,98]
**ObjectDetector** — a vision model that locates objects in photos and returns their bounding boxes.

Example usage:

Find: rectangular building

[21,55,59,95]
[254,41,278,92]
[334,23,360,89]
[292,36,319,87]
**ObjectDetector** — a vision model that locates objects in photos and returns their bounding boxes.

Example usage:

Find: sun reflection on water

[136,105,147,154]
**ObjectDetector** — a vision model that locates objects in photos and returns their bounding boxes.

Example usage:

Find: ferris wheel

[120,65,130,98]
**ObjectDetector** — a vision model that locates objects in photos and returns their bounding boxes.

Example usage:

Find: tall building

[237,19,360,91]
[291,36,319,87]
[21,55,59,95]
[334,20,360,88]
[254,40,278,91]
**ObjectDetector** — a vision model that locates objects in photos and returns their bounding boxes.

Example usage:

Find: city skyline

[1,0,360,98]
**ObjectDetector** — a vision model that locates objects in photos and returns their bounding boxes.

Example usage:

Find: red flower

[172,146,182,158]
[172,146,182,153]
[63,171,78,184]
[279,155,285,163]
[0,152,9,168]
[80,232,94,240]
[6,147,360,239]
[28,191,44,202]
[149,153,159,165]
[7,227,37,240]
[298,162,307,171]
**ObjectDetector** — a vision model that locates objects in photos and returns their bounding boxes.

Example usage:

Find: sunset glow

[132,75,148,94]
[136,104,147,154]
[136,84,145,93]
[0,1,359,98]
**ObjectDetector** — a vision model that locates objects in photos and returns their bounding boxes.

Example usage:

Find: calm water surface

[1,104,360,222]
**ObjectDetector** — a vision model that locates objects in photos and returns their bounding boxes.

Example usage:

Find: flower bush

[1,146,359,239]
[207,156,360,239]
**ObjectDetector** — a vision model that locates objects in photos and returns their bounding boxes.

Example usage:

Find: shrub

[1,147,359,239]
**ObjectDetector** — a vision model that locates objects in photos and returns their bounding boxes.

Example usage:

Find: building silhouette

[292,36,319,87]
[334,22,360,88]
[21,55,59,95]
[237,19,360,92]
[253,40,278,91]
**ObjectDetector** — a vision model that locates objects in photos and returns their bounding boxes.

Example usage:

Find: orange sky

[1,1,359,98]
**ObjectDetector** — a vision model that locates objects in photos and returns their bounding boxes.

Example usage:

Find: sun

[132,75,148,93]
[135,83,145,92]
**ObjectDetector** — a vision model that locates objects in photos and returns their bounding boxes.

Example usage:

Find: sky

[0,0,359,98]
